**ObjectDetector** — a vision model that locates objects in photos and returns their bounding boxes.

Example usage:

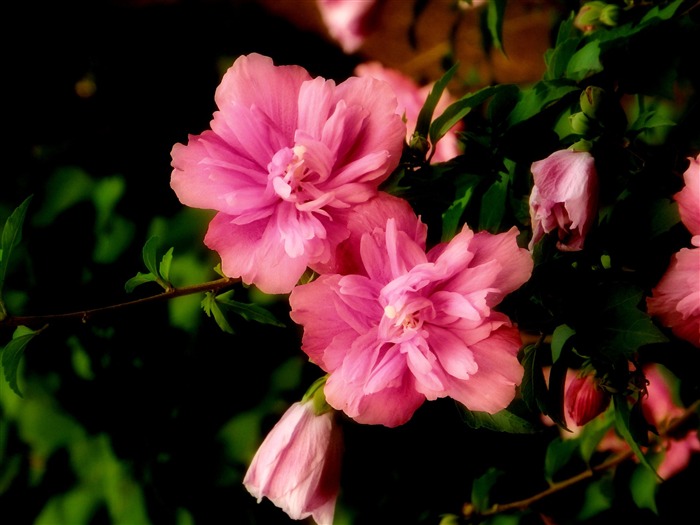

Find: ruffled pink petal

[675,154,700,237]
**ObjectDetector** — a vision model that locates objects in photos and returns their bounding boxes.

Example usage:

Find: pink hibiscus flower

[316,0,383,54]
[528,149,599,252]
[243,400,343,525]
[289,197,533,427]
[170,53,406,294]
[647,155,700,347]
[354,61,462,163]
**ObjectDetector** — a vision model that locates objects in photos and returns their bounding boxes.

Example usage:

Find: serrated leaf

[201,292,234,334]
[216,293,285,328]
[565,40,603,81]
[0,195,33,308]
[1,325,39,397]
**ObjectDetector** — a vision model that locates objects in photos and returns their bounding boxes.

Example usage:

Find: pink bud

[565,372,611,427]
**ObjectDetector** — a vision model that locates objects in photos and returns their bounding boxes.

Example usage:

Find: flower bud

[574,1,606,32]
[565,371,611,426]
[580,86,605,120]
[569,111,592,135]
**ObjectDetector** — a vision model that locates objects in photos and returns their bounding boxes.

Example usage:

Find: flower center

[271,145,308,202]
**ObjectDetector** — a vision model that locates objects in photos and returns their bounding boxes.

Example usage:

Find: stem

[464,399,700,520]
[0,277,239,330]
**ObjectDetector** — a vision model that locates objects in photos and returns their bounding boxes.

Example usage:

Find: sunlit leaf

[485,0,507,53]
[551,324,576,363]
[565,40,603,81]
[142,235,161,276]
[506,80,579,127]
[430,85,499,145]
[124,272,158,293]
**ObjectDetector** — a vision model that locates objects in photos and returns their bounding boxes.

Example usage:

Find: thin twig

[0,277,239,330]
[463,399,700,520]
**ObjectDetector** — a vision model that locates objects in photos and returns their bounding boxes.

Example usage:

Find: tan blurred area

[255,0,567,94]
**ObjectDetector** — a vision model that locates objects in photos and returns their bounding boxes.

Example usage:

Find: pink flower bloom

[316,0,382,54]
[290,198,533,427]
[170,53,406,294]
[243,401,343,525]
[675,154,700,244]
[647,156,700,347]
[565,370,611,427]
[646,248,700,347]
[354,61,462,163]
[528,149,599,252]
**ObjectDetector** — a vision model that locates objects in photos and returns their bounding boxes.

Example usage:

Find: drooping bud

[565,370,611,426]
[580,86,605,120]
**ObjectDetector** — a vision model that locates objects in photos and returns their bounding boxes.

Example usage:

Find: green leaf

[201,292,235,334]
[519,343,547,416]
[576,477,614,521]
[593,283,669,358]
[33,167,94,226]
[124,272,158,293]
[1,325,40,397]
[441,173,480,241]
[159,247,174,282]
[613,394,658,478]
[414,62,460,143]
[429,85,500,146]
[215,291,285,328]
[506,80,579,127]
[485,0,507,53]
[459,405,538,434]
[630,459,661,513]
[142,235,161,276]
[478,173,508,233]
[565,40,603,81]
[0,195,33,315]
[544,436,580,483]
[471,467,503,513]
[578,408,615,463]
[551,324,576,363]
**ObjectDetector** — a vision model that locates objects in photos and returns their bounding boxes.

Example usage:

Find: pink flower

[316,0,382,54]
[640,364,700,479]
[675,154,700,244]
[647,156,700,347]
[243,401,343,525]
[564,370,611,427]
[170,53,406,294]
[354,61,462,163]
[290,198,533,427]
[528,149,599,252]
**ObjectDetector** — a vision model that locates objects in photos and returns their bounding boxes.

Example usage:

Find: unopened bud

[574,1,606,32]
[409,132,430,157]
[565,371,611,426]
[580,86,605,120]
[570,112,592,135]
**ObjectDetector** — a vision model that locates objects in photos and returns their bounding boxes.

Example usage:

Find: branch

[0,277,239,330]
[463,399,700,521]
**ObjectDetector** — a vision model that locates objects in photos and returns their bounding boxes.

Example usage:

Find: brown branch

[463,399,700,521]
[0,277,240,330]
